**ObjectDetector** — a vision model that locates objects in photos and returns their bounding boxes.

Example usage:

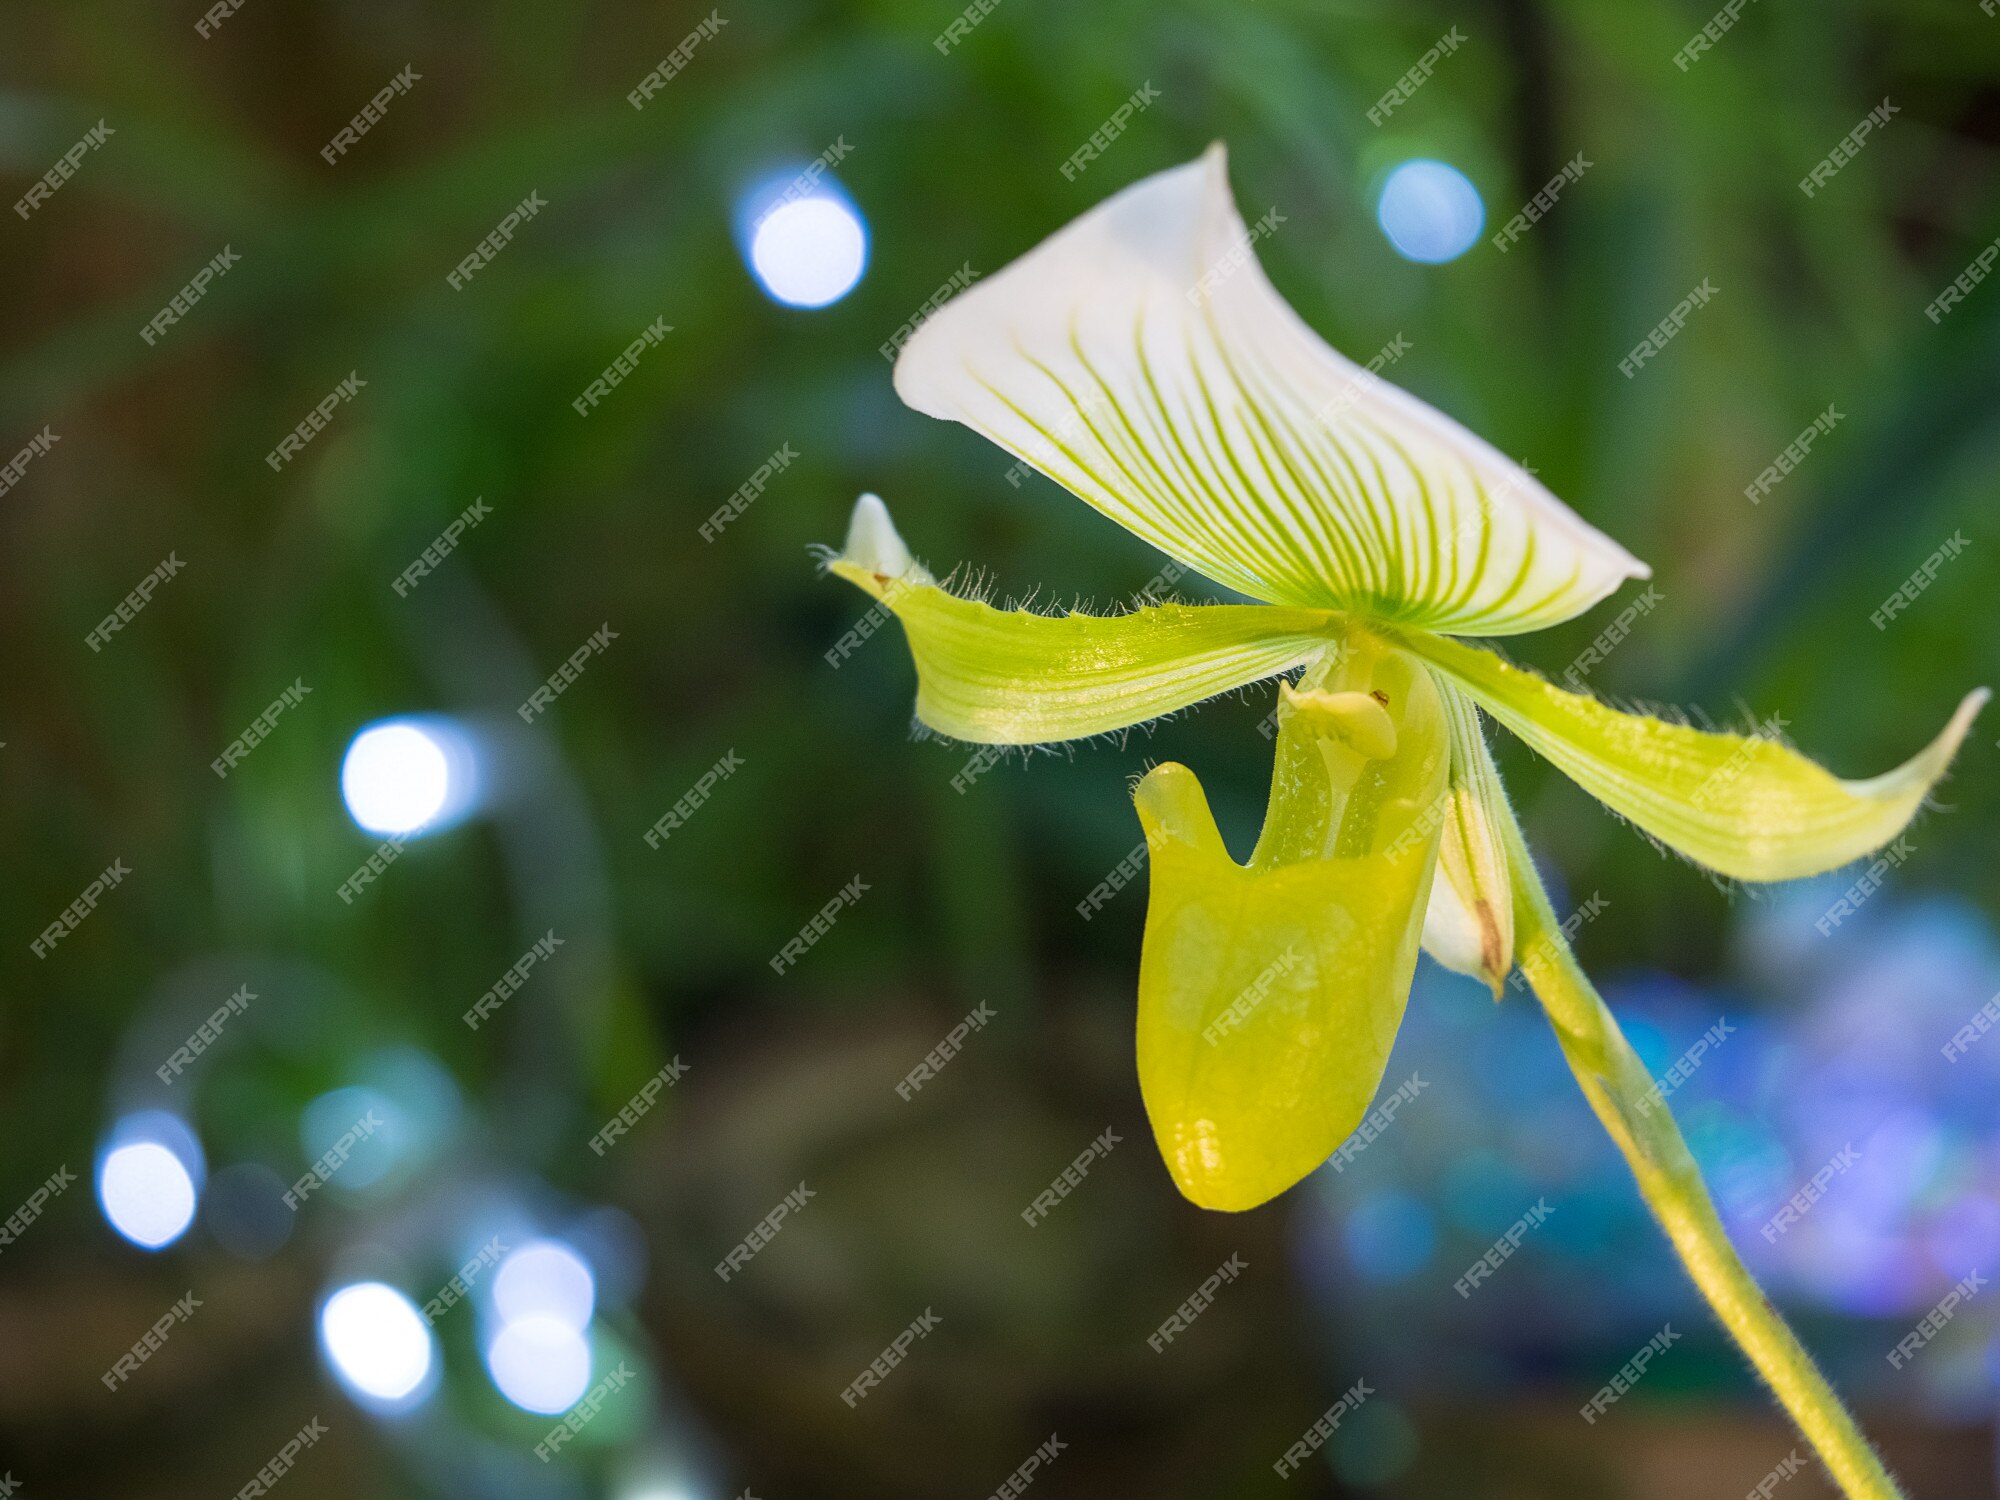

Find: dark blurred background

[3,1,1999,1495]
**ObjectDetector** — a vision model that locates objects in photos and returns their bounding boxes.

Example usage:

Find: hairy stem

[1500,808,1903,1500]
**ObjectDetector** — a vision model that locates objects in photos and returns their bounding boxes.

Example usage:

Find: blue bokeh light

[296,1051,461,1203]
[487,1315,593,1414]
[1376,159,1484,264]
[340,716,480,837]
[319,1281,437,1409]
[737,167,868,308]
[98,1111,204,1251]
[493,1238,597,1332]
[1290,887,2000,1419]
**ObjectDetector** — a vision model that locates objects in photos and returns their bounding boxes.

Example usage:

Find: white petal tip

[842,493,919,579]
[1936,692,1984,756]
[1916,688,1992,775]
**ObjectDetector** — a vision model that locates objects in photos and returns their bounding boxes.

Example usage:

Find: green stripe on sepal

[1402,629,1990,883]
[826,498,1349,746]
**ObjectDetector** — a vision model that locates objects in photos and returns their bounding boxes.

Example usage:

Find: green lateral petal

[1420,677,1515,994]
[1135,644,1448,1212]
[1404,630,1991,883]
[893,144,1648,634]
[828,494,1345,744]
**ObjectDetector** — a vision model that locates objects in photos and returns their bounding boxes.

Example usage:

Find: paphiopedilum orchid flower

[827,145,1982,1500]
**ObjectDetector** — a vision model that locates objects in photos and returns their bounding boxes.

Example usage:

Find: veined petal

[1136,644,1448,1212]
[893,144,1648,634]
[1421,676,1515,994]
[827,494,1345,744]
[1404,629,1991,883]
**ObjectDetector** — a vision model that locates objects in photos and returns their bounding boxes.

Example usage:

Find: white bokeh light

[486,1315,593,1414]
[98,1112,202,1251]
[99,1141,198,1250]
[746,194,867,308]
[1376,159,1485,264]
[493,1239,596,1332]
[320,1282,435,1405]
[340,717,478,837]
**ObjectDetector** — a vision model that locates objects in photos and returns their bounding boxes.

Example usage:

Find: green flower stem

[1499,810,1903,1500]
